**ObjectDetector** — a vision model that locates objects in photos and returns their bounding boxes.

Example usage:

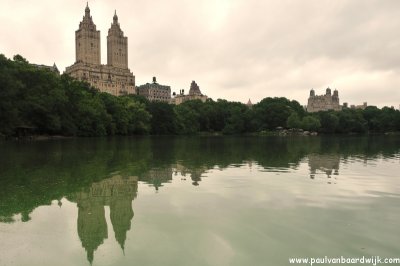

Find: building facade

[137,77,171,102]
[343,102,368,110]
[172,81,208,105]
[307,88,341,112]
[32,63,60,75]
[65,4,135,96]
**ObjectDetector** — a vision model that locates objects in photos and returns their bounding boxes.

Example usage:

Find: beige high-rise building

[107,11,128,69]
[65,4,135,96]
[75,4,101,65]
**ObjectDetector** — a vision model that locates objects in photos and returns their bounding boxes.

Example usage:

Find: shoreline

[2,131,400,142]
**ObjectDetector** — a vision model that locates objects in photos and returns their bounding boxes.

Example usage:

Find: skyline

[1,0,399,107]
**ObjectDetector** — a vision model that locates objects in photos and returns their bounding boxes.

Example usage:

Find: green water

[0,136,399,266]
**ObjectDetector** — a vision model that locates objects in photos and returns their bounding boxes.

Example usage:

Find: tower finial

[113,9,118,23]
[85,2,90,14]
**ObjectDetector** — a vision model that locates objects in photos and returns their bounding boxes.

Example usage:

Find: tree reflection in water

[0,136,399,263]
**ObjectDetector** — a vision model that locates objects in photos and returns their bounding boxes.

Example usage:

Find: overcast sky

[1,0,399,107]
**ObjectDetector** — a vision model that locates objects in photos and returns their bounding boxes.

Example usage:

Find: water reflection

[68,175,138,264]
[0,136,400,264]
[1,136,399,220]
[308,154,340,179]
[140,167,173,190]
[174,163,208,186]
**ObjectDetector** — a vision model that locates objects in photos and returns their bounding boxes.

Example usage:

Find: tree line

[1,54,400,137]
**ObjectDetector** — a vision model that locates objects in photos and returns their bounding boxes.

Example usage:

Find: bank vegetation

[1,54,400,138]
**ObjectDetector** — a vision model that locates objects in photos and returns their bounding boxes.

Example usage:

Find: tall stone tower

[75,3,101,65]
[65,4,135,96]
[107,11,128,69]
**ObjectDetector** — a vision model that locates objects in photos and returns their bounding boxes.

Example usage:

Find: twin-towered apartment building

[65,3,207,104]
[65,3,135,96]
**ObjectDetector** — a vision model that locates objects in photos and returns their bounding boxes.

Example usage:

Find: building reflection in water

[70,165,208,263]
[308,154,340,180]
[139,164,209,189]
[173,163,208,186]
[70,175,138,264]
[140,167,173,191]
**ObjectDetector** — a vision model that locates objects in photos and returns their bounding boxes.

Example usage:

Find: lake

[0,136,399,266]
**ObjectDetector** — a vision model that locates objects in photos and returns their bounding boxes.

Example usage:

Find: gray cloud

[0,0,399,107]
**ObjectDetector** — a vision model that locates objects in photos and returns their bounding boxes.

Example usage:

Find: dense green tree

[0,54,152,137]
[362,106,381,131]
[148,101,177,134]
[252,97,304,130]
[99,94,150,135]
[0,55,20,135]
[206,99,235,132]
[379,107,399,132]
[175,103,200,134]
[222,105,248,134]
[124,97,151,134]
[337,109,367,133]
[286,112,302,129]
[318,111,339,133]
[301,116,321,131]
[127,94,150,105]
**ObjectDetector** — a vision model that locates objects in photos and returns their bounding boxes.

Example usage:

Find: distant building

[32,63,60,75]
[64,4,135,96]
[246,99,253,108]
[307,88,341,112]
[137,77,171,102]
[172,81,208,105]
[343,102,368,110]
